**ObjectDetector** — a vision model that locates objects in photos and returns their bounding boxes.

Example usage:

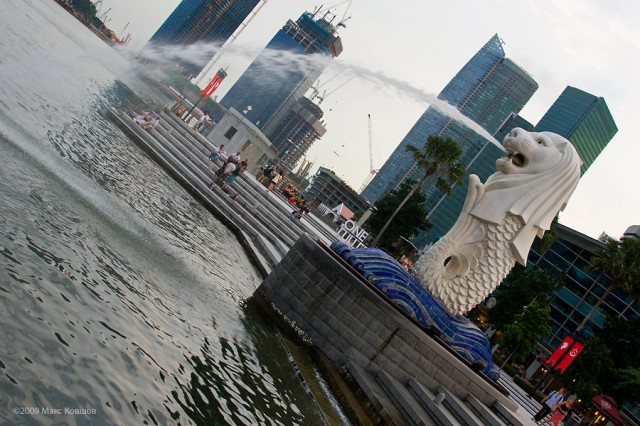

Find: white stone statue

[414,128,582,315]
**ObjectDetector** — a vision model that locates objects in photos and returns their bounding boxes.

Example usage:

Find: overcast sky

[100,0,640,241]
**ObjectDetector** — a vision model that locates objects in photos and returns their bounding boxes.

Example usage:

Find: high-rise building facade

[147,0,261,77]
[269,97,326,172]
[418,86,618,247]
[219,11,343,153]
[534,86,618,174]
[525,224,639,347]
[362,35,538,217]
[304,167,372,215]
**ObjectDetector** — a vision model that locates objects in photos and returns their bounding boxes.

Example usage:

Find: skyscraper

[416,85,618,247]
[362,35,538,244]
[219,11,343,154]
[269,97,326,171]
[534,86,618,174]
[147,0,261,77]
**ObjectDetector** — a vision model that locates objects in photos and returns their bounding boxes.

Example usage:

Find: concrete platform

[108,107,340,277]
[256,234,539,425]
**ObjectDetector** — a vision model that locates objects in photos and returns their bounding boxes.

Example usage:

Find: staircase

[347,362,536,426]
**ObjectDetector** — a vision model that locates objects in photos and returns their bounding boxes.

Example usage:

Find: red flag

[200,69,227,99]
[555,341,583,374]
[546,336,574,367]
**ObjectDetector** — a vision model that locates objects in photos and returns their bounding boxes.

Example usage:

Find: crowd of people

[205,149,310,221]
[281,184,310,221]
[207,148,245,201]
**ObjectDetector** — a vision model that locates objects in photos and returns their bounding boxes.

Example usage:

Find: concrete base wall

[256,234,518,412]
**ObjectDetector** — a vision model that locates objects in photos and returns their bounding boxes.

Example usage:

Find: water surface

[0,1,327,424]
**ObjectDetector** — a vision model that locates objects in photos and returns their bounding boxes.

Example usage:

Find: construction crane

[359,114,378,193]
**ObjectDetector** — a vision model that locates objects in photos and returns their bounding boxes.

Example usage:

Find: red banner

[546,336,574,367]
[200,69,227,98]
[556,341,584,374]
[200,74,223,98]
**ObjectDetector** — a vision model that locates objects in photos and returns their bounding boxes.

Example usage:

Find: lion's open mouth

[506,148,525,167]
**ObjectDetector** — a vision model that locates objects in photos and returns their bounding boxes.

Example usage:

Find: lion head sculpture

[470,127,583,264]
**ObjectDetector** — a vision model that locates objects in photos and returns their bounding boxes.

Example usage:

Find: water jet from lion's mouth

[127,42,506,151]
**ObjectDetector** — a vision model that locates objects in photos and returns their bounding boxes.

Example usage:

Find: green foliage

[501,364,518,377]
[489,265,564,331]
[371,135,464,247]
[405,135,465,196]
[71,0,97,20]
[589,237,640,298]
[563,337,613,402]
[597,316,640,369]
[576,237,640,334]
[514,376,537,396]
[612,368,640,404]
[365,180,429,251]
[498,300,552,364]
[563,317,640,405]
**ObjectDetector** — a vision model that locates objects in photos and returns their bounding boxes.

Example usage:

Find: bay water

[0,1,333,424]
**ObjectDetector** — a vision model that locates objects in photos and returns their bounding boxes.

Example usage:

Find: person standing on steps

[208,144,225,170]
[533,388,566,423]
[257,164,274,185]
[193,110,211,132]
[221,160,247,191]
[539,397,576,426]
[266,169,282,193]
[209,161,236,189]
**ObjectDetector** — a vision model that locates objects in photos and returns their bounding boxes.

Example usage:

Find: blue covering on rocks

[330,241,500,380]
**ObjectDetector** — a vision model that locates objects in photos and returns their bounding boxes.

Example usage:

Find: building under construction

[219,8,345,168]
[268,97,326,172]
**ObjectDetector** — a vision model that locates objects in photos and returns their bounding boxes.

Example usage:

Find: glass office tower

[362,35,538,213]
[147,0,260,77]
[534,86,618,174]
[219,11,343,150]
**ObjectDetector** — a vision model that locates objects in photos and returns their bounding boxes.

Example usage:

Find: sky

[99,0,640,241]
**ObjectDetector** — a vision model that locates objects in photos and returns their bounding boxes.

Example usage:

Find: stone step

[429,383,488,426]
[464,393,508,426]
[345,361,406,426]
[376,371,437,425]
[491,400,527,426]
[496,374,541,415]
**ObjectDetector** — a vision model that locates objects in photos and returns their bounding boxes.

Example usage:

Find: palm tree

[371,135,465,247]
[575,237,640,334]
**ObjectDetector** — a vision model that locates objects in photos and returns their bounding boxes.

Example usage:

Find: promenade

[108,107,340,278]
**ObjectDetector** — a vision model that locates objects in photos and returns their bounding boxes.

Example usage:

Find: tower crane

[359,114,378,193]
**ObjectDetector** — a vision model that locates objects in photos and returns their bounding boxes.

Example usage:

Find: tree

[612,368,640,404]
[563,337,613,402]
[364,180,429,251]
[489,265,564,331]
[576,237,640,334]
[370,135,465,247]
[597,316,640,369]
[498,300,552,366]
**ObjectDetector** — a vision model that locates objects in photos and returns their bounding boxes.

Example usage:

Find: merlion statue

[414,128,582,316]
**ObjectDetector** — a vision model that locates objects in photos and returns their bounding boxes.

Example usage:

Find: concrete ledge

[258,234,519,413]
